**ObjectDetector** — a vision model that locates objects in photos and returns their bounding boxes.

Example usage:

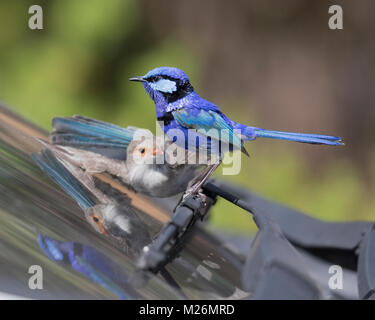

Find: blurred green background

[0,0,374,233]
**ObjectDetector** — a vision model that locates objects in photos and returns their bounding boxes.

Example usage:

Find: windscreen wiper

[133,180,327,299]
[135,192,217,276]
[132,180,258,287]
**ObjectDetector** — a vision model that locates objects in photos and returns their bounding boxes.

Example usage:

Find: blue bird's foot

[183,160,222,202]
[182,187,207,205]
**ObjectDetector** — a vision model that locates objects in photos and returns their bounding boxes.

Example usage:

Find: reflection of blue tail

[51,116,135,157]
[38,233,135,299]
[31,149,96,210]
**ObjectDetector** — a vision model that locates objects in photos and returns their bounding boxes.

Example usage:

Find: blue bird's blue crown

[144,67,190,82]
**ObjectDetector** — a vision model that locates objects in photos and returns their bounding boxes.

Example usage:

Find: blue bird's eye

[148,76,162,82]
[150,78,177,94]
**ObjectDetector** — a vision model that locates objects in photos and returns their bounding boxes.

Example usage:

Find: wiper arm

[132,179,258,289]
[135,193,216,275]
[132,180,325,300]
[134,180,260,278]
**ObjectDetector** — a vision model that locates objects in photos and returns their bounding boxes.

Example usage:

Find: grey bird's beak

[129,76,146,82]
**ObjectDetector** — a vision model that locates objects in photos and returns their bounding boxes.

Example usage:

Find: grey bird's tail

[31,148,97,210]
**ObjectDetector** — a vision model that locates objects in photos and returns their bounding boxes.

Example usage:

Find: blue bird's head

[129,67,195,112]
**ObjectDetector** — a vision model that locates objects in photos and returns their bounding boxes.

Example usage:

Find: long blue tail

[32,149,97,210]
[51,116,136,157]
[253,128,343,145]
[236,124,343,146]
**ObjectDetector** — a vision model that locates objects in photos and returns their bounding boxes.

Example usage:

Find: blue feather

[31,149,97,210]
[172,108,249,155]
[253,128,343,145]
[52,116,135,152]
[51,133,127,149]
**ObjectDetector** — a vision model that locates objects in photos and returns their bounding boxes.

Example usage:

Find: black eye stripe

[146,75,178,82]
[148,76,162,82]
[145,74,194,103]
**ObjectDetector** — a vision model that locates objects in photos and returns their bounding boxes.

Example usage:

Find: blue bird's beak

[129,76,146,82]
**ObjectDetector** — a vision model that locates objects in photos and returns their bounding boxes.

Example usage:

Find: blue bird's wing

[172,108,249,156]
